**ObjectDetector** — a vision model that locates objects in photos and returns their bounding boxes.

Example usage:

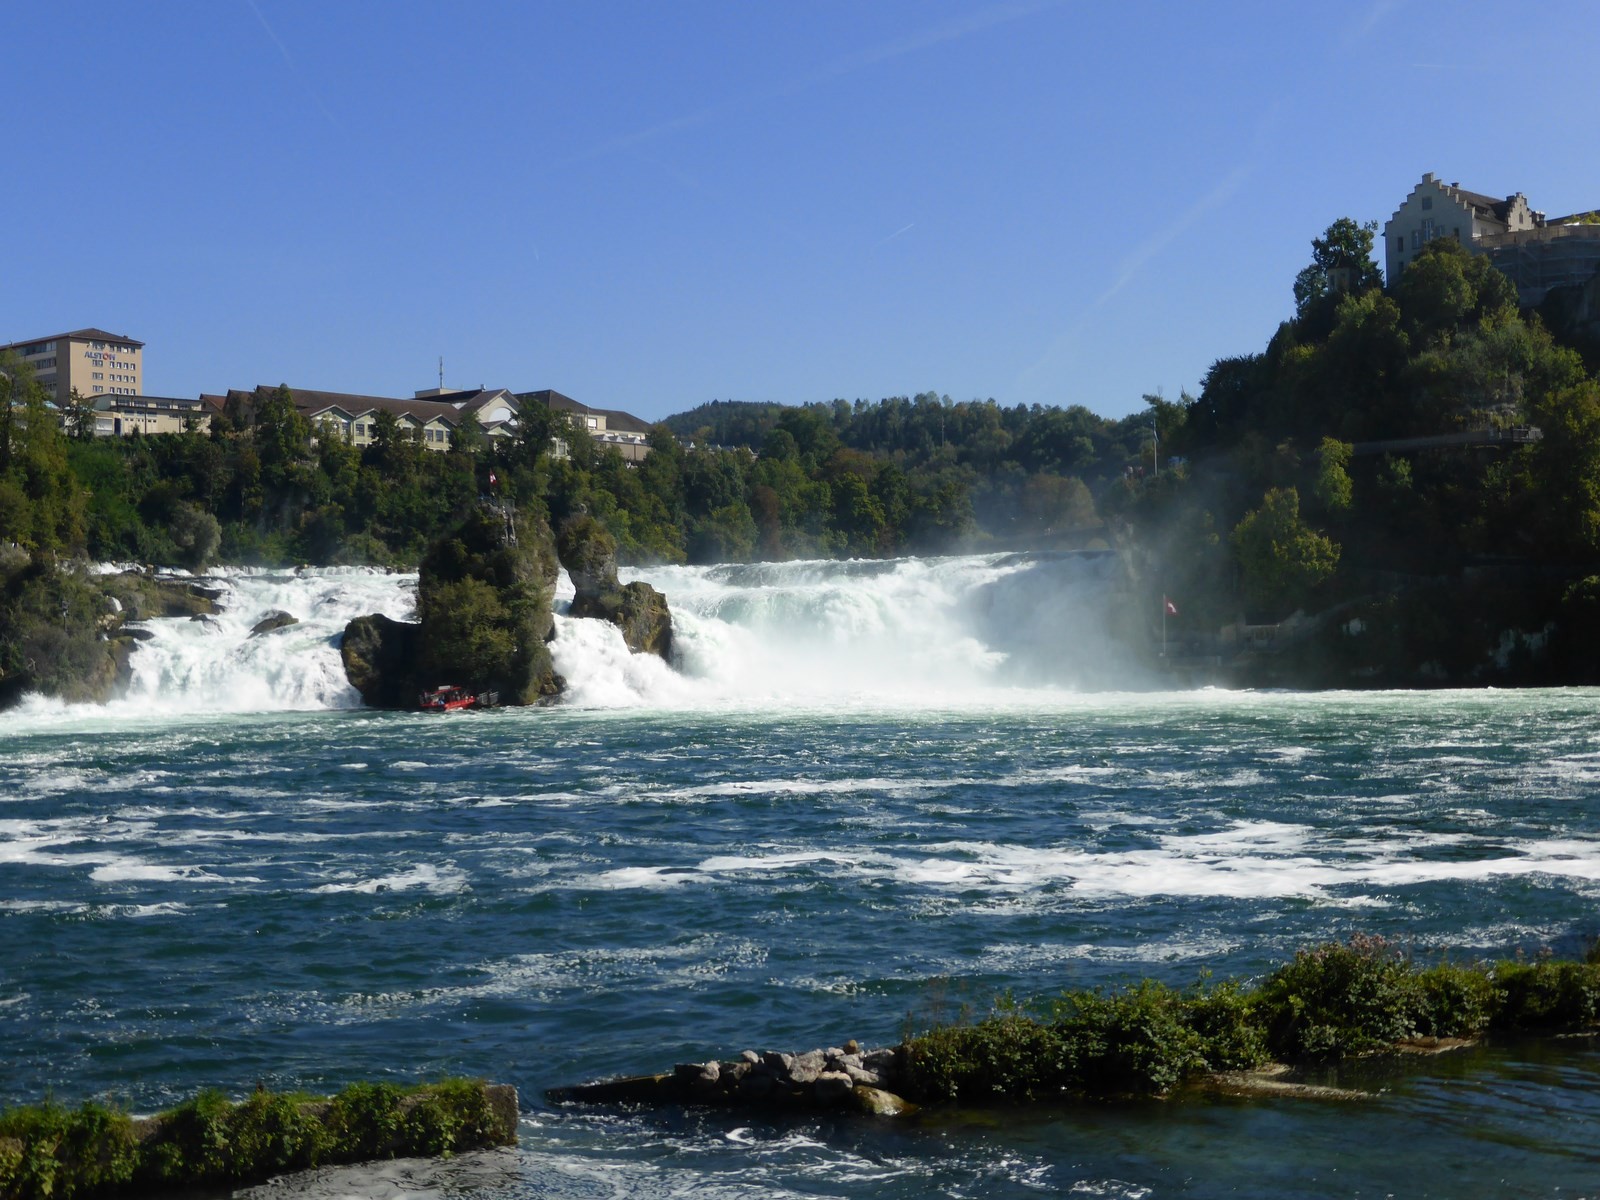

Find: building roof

[246,385,469,425]
[518,389,652,435]
[94,394,206,413]
[0,328,144,351]
[1450,186,1517,225]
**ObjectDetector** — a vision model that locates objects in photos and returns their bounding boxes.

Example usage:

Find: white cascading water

[117,567,418,714]
[553,551,1137,707]
[34,552,1134,716]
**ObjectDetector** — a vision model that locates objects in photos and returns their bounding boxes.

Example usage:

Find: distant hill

[660,400,786,448]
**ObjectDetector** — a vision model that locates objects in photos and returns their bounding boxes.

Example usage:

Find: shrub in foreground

[900,937,1600,1104]
[901,978,1270,1103]
[0,1079,513,1200]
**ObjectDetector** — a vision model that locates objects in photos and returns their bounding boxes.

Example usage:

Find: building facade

[519,389,653,462]
[1386,174,1600,305]
[0,328,143,406]
[93,394,210,437]
[227,385,521,452]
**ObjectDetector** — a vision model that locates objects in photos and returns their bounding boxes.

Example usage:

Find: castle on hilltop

[1386,172,1600,307]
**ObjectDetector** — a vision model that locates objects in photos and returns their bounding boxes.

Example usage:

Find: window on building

[1422,197,1433,210]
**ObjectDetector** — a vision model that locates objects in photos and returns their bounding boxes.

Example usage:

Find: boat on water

[417,685,498,712]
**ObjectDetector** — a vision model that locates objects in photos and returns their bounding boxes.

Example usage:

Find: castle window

[1422,197,1433,210]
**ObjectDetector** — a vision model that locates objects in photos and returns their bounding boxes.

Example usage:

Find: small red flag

[488,471,498,486]
[1164,597,1178,616]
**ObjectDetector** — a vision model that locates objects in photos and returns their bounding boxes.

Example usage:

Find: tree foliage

[1232,487,1340,617]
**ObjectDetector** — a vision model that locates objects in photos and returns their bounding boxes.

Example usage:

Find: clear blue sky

[6,1,1599,422]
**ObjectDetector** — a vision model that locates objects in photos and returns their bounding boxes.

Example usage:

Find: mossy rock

[569,580,673,659]
[103,574,217,621]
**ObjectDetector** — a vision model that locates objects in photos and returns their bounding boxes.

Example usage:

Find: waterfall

[117,568,417,714]
[552,551,1137,708]
[31,552,1133,716]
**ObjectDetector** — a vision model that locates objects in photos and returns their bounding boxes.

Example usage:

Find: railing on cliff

[1350,426,1541,457]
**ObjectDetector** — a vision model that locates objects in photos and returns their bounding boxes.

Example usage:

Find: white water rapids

[27,552,1135,717]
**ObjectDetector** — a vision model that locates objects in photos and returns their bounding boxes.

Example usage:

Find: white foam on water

[88,861,228,884]
[579,866,699,890]
[309,863,468,895]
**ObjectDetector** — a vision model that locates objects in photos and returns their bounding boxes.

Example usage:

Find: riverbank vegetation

[0,1078,515,1200]
[898,935,1600,1104]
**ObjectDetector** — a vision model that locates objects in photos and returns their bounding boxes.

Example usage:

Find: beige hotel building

[0,327,144,406]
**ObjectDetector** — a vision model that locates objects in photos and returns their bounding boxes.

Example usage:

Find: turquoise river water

[3,556,1599,1198]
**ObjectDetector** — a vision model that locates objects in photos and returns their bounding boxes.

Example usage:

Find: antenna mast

[438,356,444,390]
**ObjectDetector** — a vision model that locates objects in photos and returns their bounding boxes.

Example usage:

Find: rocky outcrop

[556,514,673,659]
[340,613,423,709]
[548,1041,916,1116]
[102,572,219,621]
[0,559,187,712]
[339,503,565,708]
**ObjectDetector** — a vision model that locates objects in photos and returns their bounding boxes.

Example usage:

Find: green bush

[900,936,1600,1106]
[1251,934,1421,1060]
[0,1101,138,1200]
[322,1082,406,1161]
[0,1079,510,1200]
[1493,960,1600,1030]
[1053,981,1209,1095]
[1183,979,1270,1071]
[1413,962,1498,1037]
[900,1011,1068,1104]
[137,1089,234,1187]
[901,978,1271,1104]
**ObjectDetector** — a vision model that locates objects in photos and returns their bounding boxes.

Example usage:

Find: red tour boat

[417,685,498,712]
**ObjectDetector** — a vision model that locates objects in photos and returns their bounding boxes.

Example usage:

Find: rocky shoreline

[549,1041,918,1116]
[545,1040,1392,1118]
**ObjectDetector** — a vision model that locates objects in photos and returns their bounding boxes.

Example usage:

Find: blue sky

[6,1,1599,422]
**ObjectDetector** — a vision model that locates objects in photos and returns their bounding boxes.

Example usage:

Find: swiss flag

[1164,597,1178,616]
[488,471,498,486]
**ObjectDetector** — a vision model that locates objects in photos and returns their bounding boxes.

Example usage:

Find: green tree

[1293,218,1383,324]
[1312,438,1353,515]
[1397,237,1519,346]
[62,388,98,441]
[1232,487,1341,616]
[1526,380,1600,556]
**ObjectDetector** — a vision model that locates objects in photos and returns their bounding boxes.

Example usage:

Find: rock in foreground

[547,1042,915,1116]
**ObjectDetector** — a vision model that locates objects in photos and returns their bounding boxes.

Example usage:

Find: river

[4,555,1599,1197]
